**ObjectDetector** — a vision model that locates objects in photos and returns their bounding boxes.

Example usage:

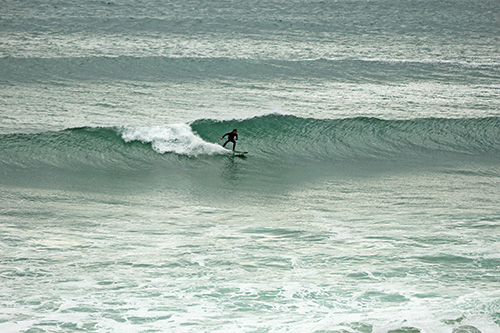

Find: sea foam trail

[120,124,226,156]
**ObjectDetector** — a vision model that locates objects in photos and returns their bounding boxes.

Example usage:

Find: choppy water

[1,0,500,332]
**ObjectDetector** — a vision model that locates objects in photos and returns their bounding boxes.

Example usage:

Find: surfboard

[224,148,248,155]
[233,150,248,155]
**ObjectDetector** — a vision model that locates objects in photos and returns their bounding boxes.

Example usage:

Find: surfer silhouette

[220,129,238,151]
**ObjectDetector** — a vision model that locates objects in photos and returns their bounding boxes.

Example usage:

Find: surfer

[220,129,238,151]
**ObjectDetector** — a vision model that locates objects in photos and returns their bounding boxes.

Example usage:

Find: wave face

[2,115,499,175]
[192,115,500,161]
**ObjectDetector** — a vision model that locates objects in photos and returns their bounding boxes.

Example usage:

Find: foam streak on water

[1,173,500,332]
[121,124,226,156]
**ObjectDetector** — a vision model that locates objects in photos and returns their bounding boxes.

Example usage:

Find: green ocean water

[2,116,500,332]
[1,0,500,332]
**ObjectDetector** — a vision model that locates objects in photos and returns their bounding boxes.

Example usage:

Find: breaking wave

[1,115,499,175]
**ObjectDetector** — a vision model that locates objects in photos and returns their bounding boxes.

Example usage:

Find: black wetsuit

[222,132,238,150]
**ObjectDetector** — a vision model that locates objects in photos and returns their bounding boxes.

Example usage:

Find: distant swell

[1,56,498,84]
[1,115,499,174]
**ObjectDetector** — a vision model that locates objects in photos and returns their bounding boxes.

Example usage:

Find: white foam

[120,124,227,156]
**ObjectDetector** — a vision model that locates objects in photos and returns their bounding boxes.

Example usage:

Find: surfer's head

[233,129,237,133]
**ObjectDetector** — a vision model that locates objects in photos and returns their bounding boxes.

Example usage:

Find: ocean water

[1,0,500,332]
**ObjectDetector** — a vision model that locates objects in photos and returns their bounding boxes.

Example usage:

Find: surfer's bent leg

[223,140,236,151]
